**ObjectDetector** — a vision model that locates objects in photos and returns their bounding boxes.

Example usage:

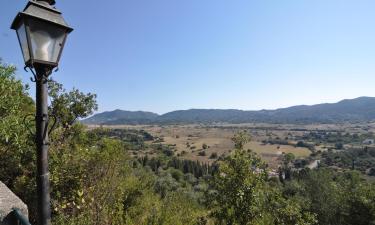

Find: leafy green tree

[210,148,267,224]
[289,169,344,225]
[231,130,251,150]
[283,169,375,225]
[48,79,97,129]
[154,172,180,198]
[0,61,38,218]
[0,60,35,186]
[210,132,316,225]
[279,153,296,182]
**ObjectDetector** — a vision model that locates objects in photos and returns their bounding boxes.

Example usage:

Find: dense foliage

[1,61,375,225]
[209,132,316,225]
[0,60,34,188]
[320,147,375,176]
[302,131,375,145]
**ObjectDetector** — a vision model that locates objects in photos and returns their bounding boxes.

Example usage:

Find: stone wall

[0,182,29,225]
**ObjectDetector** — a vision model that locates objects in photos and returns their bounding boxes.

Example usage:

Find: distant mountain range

[82,97,375,125]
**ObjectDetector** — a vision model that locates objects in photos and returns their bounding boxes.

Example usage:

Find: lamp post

[11,1,73,225]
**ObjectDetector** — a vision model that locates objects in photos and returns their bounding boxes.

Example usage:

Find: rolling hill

[82,109,159,125]
[82,97,375,125]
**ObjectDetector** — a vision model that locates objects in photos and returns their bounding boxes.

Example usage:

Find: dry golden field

[88,122,375,169]
[89,124,309,167]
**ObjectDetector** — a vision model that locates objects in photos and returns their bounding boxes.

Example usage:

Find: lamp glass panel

[16,23,30,63]
[28,19,66,63]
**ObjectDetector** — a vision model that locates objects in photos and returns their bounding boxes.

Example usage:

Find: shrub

[210,152,218,159]
[335,143,344,150]
[198,151,206,156]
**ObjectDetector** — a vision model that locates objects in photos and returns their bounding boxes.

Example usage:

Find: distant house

[362,139,374,145]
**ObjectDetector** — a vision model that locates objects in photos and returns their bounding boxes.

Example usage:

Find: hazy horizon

[1,0,375,114]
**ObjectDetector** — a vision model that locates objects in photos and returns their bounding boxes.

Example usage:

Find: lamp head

[11,0,73,69]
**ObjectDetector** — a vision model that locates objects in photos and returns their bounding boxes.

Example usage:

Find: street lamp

[11,1,73,225]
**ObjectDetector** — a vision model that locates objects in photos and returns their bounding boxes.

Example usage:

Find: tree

[296,141,306,147]
[210,152,218,159]
[369,168,375,176]
[210,148,267,224]
[279,153,295,182]
[1,61,209,225]
[231,130,251,150]
[198,151,206,156]
[48,79,97,129]
[0,60,34,186]
[335,143,344,150]
[283,169,375,225]
[210,132,316,225]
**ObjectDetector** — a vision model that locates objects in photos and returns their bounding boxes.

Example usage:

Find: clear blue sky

[1,0,375,114]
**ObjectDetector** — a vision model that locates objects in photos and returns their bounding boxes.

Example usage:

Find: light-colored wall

[0,182,28,225]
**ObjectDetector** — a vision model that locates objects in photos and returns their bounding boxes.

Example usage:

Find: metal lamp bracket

[23,113,59,142]
[46,114,58,137]
[23,113,36,137]
[24,65,58,83]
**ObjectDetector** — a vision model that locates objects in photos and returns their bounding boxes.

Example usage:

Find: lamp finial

[35,0,56,6]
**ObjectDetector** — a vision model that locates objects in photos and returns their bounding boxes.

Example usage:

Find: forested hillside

[83,97,375,125]
[83,110,159,125]
[1,61,375,225]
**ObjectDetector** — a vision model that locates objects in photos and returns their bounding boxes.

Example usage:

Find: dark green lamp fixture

[11,1,73,225]
[11,0,73,71]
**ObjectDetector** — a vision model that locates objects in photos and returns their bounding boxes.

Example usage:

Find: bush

[335,143,344,150]
[210,152,218,159]
[296,141,306,147]
[369,168,375,176]
[198,151,206,156]
[296,141,315,151]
